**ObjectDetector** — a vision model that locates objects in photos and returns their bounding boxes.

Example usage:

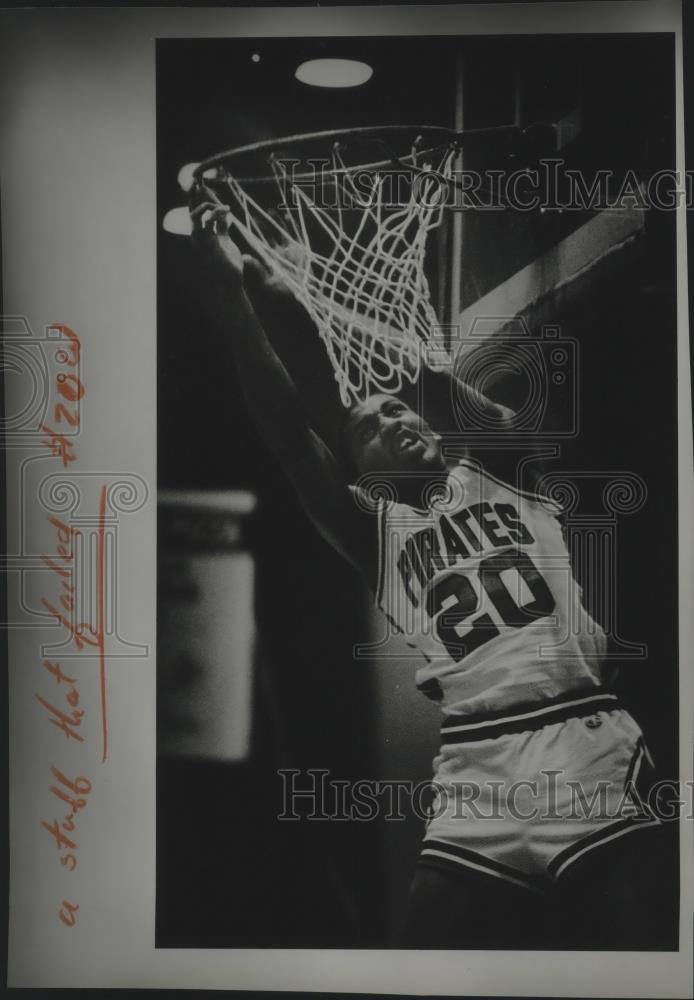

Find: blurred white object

[177,161,200,192]
[158,490,257,762]
[162,206,193,236]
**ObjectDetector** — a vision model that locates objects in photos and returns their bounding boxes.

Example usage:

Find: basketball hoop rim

[193,123,524,186]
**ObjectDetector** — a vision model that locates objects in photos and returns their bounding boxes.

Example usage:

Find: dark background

[156,33,678,948]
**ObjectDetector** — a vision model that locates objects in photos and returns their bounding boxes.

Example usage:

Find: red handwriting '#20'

[41,323,83,469]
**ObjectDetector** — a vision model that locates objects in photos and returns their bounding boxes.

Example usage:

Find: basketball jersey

[373,460,608,716]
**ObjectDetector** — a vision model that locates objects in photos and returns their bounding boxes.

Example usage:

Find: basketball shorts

[420,688,660,893]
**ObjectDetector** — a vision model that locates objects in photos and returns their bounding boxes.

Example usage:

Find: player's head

[340,393,445,480]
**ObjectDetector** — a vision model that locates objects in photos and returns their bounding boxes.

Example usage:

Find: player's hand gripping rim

[189,183,290,293]
[189,182,248,287]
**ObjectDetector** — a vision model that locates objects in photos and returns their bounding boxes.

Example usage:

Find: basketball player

[189,183,675,950]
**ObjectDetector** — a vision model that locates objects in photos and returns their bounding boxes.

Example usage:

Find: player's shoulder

[457,457,563,516]
[348,482,384,514]
[348,481,414,517]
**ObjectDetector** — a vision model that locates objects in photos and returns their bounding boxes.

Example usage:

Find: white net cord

[219,143,456,407]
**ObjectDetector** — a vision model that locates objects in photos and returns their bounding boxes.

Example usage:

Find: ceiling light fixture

[177,162,200,192]
[162,207,192,236]
[295,58,373,89]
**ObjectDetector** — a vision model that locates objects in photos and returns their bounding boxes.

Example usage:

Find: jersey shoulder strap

[457,458,564,516]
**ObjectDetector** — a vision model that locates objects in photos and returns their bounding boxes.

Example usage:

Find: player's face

[344,394,444,476]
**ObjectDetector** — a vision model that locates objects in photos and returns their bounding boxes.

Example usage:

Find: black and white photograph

[157,30,679,951]
[1,1,692,994]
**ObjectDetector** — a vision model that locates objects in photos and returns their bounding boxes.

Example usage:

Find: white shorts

[420,689,660,893]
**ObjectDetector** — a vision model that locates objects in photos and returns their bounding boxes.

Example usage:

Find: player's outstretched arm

[421,365,545,487]
[238,223,346,443]
[189,185,371,574]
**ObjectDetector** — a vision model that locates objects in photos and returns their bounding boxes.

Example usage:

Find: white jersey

[374,460,607,716]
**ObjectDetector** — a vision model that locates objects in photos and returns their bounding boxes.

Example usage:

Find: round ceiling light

[177,162,200,193]
[295,58,373,89]
[162,206,192,236]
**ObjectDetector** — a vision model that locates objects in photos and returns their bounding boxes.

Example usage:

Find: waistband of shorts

[440,688,619,745]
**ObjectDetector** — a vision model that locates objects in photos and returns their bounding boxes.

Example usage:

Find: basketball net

[215,143,456,407]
